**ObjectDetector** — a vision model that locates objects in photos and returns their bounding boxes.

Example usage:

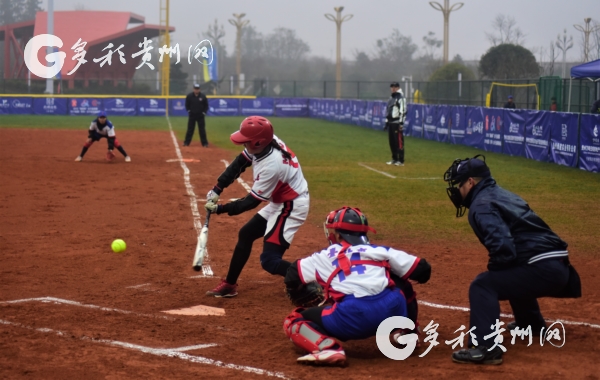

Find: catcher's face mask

[444,155,490,218]
[323,206,376,246]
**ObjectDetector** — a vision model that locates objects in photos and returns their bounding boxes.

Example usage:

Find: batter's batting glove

[205,201,220,213]
[106,150,116,161]
[206,189,220,203]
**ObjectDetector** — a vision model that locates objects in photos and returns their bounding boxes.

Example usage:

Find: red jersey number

[280,143,299,168]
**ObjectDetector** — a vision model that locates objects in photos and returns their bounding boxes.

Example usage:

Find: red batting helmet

[230,116,274,149]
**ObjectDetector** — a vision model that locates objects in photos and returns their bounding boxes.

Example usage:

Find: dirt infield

[1,128,599,379]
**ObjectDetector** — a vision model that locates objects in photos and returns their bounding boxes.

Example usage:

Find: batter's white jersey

[89,120,116,137]
[298,244,420,300]
[243,135,308,203]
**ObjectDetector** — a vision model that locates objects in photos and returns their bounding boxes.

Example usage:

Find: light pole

[228,13,249,95]
[325,6,353,99]
[574,18,600,62]
[556,29,573,79]
[429,0,464,64]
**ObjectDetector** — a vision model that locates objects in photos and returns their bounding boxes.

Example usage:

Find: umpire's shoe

[452,346,503,365]
[206,279,238,298]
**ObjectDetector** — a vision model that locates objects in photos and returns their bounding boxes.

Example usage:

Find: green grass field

[2,115,599,256]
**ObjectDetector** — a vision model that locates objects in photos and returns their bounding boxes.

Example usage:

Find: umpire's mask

[443,155,490,217]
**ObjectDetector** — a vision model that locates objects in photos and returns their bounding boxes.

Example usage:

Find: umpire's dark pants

[185,112,208,145]
[386,122,404,163]
[468,259,569,348]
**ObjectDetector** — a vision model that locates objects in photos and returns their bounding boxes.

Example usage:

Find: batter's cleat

[297,349,347,366]
[75,156,82,162]
[206,279,238,298]
[124,156,131,162]
[452,346,503,365]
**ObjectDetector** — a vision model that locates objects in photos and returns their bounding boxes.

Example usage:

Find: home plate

[166,158,200,163]
[162,304,225,316]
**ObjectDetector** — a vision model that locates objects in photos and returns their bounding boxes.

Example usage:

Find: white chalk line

[221,159,252,193]
[0,319,288,379]
[0,297,173,320]
[126,283,151,289]
[420,300,600,330]
[358,163,396,178]
[166,115,213,277]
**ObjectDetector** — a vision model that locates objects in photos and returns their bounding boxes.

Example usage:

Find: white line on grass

[221,159,252,192]
[358,163,396,178]
[0,319,288,379]
[166,115,213,277]
[419,300,600,329]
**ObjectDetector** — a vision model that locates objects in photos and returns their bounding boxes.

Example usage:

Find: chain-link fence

[2,77,598,113]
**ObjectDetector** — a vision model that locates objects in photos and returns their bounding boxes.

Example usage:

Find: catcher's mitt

[285,281,325,308]
[106,150,116,161]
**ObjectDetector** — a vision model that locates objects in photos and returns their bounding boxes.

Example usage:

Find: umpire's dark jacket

[464,177,568,271]
[185,92,208,114]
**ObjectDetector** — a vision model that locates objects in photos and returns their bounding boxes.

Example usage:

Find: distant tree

[375,29,418,64]
[429,62,476,81]
[241,25,264,60]
[0,0,41,25]
[264,27,310,61]
[452,54,464,65]
[169,61,189,95]
[203,19,227,57]
[479,44,539,79]
[421,31,442,59]
[486,14,526,46]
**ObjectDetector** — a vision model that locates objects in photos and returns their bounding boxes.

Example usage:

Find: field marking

[221,159,252,193]
[126,283,151,289]
[0,297,174,320]
[0,319,288,379]
[166,115,213,277]
[358,163,396,178]
[420,300,600,329]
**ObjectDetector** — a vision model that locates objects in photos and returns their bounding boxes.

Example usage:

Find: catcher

[75,111,131,162]
[283,206,431,366]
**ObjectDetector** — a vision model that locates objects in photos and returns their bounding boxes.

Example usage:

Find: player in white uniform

[283,206,431,366]
[75,111,131,162]
[204,116,310,298]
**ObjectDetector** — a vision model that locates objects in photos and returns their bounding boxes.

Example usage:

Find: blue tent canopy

[570,58,600,79]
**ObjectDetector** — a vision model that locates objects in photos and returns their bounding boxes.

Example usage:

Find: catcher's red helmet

[324,206,376,246]
[230,116,274,149]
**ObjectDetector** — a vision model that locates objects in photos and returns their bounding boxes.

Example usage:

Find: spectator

[550,97,558,112]
[591,98,600,114]
[503,95,516,109]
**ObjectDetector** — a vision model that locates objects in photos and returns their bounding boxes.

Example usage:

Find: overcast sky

[41,0,596,62]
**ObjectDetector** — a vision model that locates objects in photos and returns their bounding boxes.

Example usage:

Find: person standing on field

[184,83,209,147]
[384,82,406,166]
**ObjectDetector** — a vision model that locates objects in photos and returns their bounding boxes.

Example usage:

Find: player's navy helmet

[98,110,107,117]
[230,116,274,149]
[443,155,491,217]
[324,206,376,246]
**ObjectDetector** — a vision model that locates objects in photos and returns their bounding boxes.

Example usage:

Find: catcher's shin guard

[284,308,337,353]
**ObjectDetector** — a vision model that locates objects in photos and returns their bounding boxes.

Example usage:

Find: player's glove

[206,190,220,203]
[106,150,116,161]
[285,281,325,308]
[205,200,219,213]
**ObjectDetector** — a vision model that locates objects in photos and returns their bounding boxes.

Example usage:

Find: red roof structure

[1,11,175,89]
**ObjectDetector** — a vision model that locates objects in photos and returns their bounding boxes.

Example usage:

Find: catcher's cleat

[297,349,347,366]
[452,346,503,365]
[206,279,238,298]
[75,156,82,162]
[125,156,131,162]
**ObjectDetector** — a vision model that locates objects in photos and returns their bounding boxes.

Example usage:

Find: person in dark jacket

[184,83,209,147]
[591,99,600,114]
[443,155,580,365]
[503,95,516,109]
[384,82,406,166]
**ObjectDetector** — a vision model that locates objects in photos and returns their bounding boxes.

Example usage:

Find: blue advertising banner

[370,101,385,130]
[104,98,136,116]
[327,99,337,121]
[241,98,274,116]
[524,110,551,162]
[33,97,67,115]
[549,112,579,168]
[502,109,526,157]
[0,97,11,114]
[351,100,362,125]
[169,98,188,116]
[407,104,423,138]
[309,98,319,118]
[318,99,326,119]
[449,106,466,145]
[340,99,352,123]
[138,98,166,116]
[483,108,503,153]
[334,100,343,122]
[423,105,437,140]
[7,97,33,115]
[69,98,103,116]
[578,113,600,172]
[358,100,370,128]
[464,107,485,149]
[275,98,309,117]
[208,98,239,116]
[435,105,450,143]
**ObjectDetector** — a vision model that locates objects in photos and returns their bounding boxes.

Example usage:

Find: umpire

[184,83,209,147]
[443,155,581,365]
[384,82,406,166]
